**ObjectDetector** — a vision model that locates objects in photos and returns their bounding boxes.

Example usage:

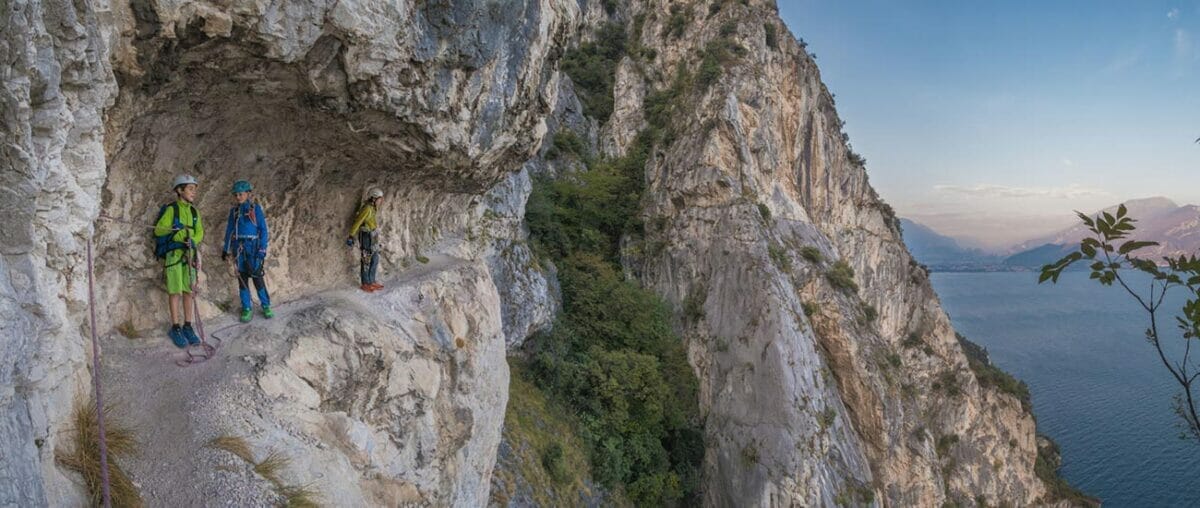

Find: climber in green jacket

[154,174,205,348]
[347,188,383,292]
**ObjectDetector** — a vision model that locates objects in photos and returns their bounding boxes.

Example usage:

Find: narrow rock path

[99,255,461,506]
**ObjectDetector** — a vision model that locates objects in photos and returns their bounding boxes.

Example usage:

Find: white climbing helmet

[172,174,198,189]
[369,188,384,199]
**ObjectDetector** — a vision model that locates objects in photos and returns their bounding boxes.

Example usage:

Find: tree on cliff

[1040,204,1200,442]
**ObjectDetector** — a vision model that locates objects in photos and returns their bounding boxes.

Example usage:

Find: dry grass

[279,483,322,507]
[206,435,256,464]
[253,450,290,485]
[55,397,142,507]
[208,433,322,506]
[116,319,140,339]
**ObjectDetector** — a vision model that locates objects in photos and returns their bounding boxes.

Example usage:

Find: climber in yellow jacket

[154,174,205,348]
[346,188,383,292]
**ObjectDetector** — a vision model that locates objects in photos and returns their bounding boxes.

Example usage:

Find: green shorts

[164,259,195,295]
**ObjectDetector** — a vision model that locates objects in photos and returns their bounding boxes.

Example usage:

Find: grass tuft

[55,398,142,507]
[207,435,256,464]
[279,483,322,508]
[116,319,140,339]
[253,450,290,485]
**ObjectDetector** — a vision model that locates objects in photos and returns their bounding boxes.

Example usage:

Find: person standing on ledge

[154,174,205,348]
[347,188,384,292]
[221,180,273,322]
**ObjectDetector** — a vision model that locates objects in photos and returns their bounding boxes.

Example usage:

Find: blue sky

[779,1,1199,248]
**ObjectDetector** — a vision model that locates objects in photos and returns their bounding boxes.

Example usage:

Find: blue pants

[235,241,271,309]
[359,230,378,285]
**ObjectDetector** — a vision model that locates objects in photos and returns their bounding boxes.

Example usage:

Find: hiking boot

[240,308,253,323]
[360,283,376,292]
[369,282,384,290]
[262,306,274,319]
[182,324,201,345]
[168,327,187,348]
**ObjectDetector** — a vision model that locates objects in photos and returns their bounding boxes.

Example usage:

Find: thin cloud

[1169,8,1181,20]
[1174,29,1197,76]
[1103,47,1144,74]
[933,184,1112,199]
[1061,158,1074,167]
[1176,29,1194,61]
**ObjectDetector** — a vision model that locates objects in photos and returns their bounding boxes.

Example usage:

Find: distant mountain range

[1002,197,1200,268]
[902,197,1200,272]
[899,219,1003,271]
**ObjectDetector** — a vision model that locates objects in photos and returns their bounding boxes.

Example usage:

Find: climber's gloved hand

[346,237,355,247]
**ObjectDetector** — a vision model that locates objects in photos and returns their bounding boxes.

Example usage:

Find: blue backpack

[154,202,197,259]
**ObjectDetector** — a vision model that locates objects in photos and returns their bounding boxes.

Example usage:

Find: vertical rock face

[595,1,1046,505]
[5,0,1057,505]
[3,0,567,505]
[0,1,116,505]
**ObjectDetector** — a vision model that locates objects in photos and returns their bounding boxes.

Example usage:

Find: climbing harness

[85,237,113,508]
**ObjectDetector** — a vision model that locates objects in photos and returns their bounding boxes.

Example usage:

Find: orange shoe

[370,282,384,290]
[361,283,376,292]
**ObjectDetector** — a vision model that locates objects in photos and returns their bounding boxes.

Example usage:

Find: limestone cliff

[587,1,1049,505]
[1,0,1066,506]
[3,0,568,504]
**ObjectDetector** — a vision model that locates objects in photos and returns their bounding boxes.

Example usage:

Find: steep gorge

[2,0,1070,506]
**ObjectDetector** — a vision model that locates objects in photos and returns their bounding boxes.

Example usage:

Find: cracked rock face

[3,0,565,504]
[7,0,1056,505]
[1,1,116,505]
[612,1,1046,505]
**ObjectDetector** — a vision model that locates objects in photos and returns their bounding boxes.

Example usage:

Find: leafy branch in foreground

[1039,203,1200,441]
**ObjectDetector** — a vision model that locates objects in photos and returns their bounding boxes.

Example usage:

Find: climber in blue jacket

[221,180,273,322]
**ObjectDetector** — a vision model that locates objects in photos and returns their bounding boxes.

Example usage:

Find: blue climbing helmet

[231,180,253,194]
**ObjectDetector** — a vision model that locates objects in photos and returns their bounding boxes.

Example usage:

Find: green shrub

[933,370,961,397]
[802,301,819,317]
[526,116,703,504]
[526,143,648,263]
[800,246,822,263]
[697,38,745,91]
[763,23,778,49]
[528,256,703,505]
[902,332,923,348]
[719,20,738,38]
[885,352,901,368]
[956,333,1032,412]
[847,149,866,167]
[756,202,771,222]
[768,244,791,272]
[818,406,837,430]
[547,130,589,163]
[826,260,858,292]
[862,304,877,323]
[740,442,759,467]
[936,434,959,456]
[560,23,627,122]
[541,442,569,483]
[664,5,692,39]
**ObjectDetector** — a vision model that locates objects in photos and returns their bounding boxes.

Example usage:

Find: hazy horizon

[779,1,1199,248]
[905,194,1188,251]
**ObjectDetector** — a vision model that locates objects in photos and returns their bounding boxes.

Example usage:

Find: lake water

[931,271,1200,507]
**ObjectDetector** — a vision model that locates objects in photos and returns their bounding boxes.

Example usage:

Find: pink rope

[85,237,113,508]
